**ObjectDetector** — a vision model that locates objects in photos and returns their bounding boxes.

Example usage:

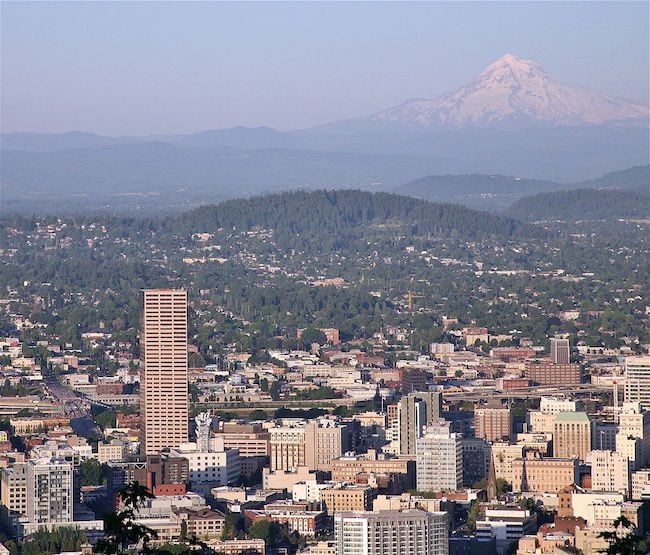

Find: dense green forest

[506,187,650,221]
[397,173,563,211]
[173,190,543,239]
[397,164,650,213]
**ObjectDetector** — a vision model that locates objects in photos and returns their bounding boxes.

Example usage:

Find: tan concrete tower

[140,289,189,455]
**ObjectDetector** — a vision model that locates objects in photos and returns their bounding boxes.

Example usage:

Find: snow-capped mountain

[363,54,649,128]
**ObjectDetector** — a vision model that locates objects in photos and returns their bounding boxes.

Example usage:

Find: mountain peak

[478,53,546,81]
[490,53,535,67]
[363,54,649,128]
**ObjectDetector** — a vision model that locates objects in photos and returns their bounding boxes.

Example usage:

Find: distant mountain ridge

[504,165,649,221]
[1,54,649,209]
[575,164,650,189]
[360,54,649,128]
[397,165,649,212]
[395,174,563,211]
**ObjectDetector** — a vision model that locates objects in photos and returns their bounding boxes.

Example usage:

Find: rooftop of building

[172,506,225,520]
[335,509,446,519]
[555,412,590,422]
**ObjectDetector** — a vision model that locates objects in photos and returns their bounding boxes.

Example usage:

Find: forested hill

[575,164,649,190]
[506,187,650,221]
[172,189,543,239]
[395,173,564,211]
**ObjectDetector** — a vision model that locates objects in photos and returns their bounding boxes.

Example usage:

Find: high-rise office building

[269,423,306,471]
[26,457,73,526]
[619,402,650,466]
[305,418,349,472]
[553,412,591,461]
[398,391,442,455]
[550,338,570,364]
[334,509,448,555]
[625,356,650,409]
[461,438,490,487]
[400,369,428,393]
[0,463,27,531]
[475,405,512,442]
[416,421,463,492]
[140,289,189,455]
[590,450,631,495]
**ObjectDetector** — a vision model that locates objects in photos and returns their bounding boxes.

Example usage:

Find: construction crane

[405,290,425,311]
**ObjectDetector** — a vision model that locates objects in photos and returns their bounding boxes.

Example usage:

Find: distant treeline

[506,187,650,221]
[170,189,544,239]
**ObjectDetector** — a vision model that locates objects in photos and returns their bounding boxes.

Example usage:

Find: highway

[42,369,102,438]
[442,383,612,401]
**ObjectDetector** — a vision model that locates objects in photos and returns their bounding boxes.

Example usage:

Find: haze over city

[1,1,648,135]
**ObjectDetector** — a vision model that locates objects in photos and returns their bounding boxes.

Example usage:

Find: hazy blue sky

[2,1,648,135]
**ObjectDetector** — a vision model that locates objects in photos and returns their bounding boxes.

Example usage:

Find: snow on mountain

[363,54,649,128]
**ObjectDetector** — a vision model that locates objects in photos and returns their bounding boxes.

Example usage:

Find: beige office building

[591,450,630,495]
[331,452,414,483]
[475,405,511,442]
[269,424,306,471]
[511,452,579,493]
[398,391,442,455]
[553,412,591,462]
[491,443,525,483]
[305,418,349,471]
[550,338,570,364]
[98,440,127,464]
[0,463,27,530]
[215,422,270,457]
[321,485,377,514]
[141,289,189,455]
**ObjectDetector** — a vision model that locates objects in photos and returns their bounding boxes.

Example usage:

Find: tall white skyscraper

[416,421,463,492]
[26,457,73,526]
[619,402,650,466]
[141,289,189,455]
[334,509,448,555]
[625,357,650,410]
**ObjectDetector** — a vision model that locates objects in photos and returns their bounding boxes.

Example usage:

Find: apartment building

[334,509,448,555]
[416,422,463,492]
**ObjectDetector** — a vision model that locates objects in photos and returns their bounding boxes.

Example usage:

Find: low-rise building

[476,506,536,555]
[98,440,127,464]
[168,440,240,496]
[321,485,377,514]
[171,506,225,540]
[205,539,265,555]
[244,508,326,537]
[331,452,415,489]
[511,453,579,493]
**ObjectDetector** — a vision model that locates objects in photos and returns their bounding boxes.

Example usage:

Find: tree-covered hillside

[575,164,649,190]
[395,173,563,211]
[506,187,650,221]
[2,188,648,352]
[173,189,543,240]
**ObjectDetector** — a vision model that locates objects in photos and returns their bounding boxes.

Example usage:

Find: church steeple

[487,451,497,501]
